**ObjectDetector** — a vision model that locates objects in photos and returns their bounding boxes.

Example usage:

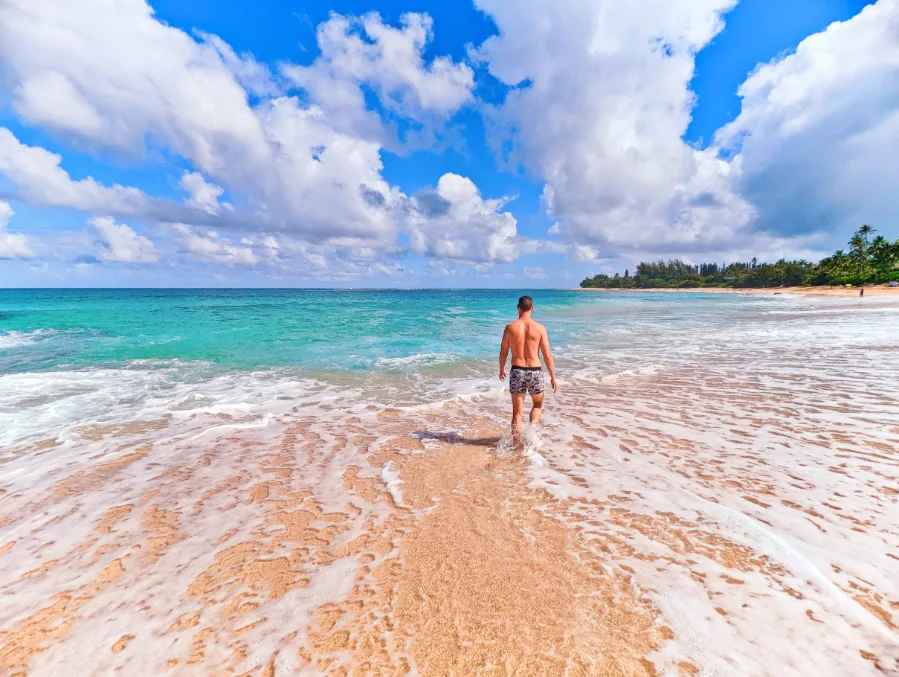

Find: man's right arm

[499,325,510,382]
[540,327,558,392]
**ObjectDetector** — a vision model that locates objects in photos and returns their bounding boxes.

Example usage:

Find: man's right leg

[511,393,525,440]
[529,391,545,424]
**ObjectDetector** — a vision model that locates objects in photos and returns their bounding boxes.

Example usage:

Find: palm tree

[849,234,867,256]
[848,234,873,283]
[858,224,875,245]
[830,250,849,283]
[870,236,893,281]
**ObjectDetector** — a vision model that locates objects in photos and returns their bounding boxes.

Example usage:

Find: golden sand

[0,412,671,675]
[1,342,898,675]
[301,430,666,675]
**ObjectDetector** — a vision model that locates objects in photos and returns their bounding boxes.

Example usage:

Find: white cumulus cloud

[0,201,35,259]
[284,12,475,140]
[90,216,158,263]
[474,0,899,258]
[0,128,153,216]
[0,0,478,255]
[179,171,229,214]
[406,173,555,265]
[715,0,899,242]
[474,0,752,256]
[171,224,260,266]
[523,266,548,279]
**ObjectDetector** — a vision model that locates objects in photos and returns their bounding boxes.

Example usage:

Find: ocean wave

[0,365,321,449]
[566,364,662,385]
[124,357,217,370]
[0,328,71,350]
[393,381,507,412]
[765,306,899,315]
[372,352,460,369]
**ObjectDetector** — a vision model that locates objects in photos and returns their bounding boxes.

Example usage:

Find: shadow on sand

[412,431,503,448]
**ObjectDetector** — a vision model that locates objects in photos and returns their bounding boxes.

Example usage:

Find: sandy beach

[574,284,899,297]
[2,291,898,676]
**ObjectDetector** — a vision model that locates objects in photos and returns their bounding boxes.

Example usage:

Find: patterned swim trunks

[509,366,544,395]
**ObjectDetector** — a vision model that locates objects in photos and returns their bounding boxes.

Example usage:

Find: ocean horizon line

[0,286,574,292]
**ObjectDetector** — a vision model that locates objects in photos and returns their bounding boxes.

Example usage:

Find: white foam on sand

[380,462,406,508]
[508,337,899,676]
[395,378,506,412]
[0,373,406,675]
[518,424,549,470]
[494,423,548,465]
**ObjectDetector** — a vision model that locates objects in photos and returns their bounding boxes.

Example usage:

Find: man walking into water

[499,296,558,439]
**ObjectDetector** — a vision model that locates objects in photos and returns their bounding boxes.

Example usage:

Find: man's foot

[511,425,522,452]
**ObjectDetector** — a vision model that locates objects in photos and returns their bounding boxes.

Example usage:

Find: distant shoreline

[571,285,899,297]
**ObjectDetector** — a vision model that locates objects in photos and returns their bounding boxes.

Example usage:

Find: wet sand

[2,307,899,675]
[0,413,665,676]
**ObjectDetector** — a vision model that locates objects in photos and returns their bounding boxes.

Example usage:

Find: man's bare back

[499,296,557,437]
[504,316,544,367]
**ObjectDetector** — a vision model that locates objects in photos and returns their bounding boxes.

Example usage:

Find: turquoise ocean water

[1,288,896,447]
[0,288,783,373]
[1,289,592,373]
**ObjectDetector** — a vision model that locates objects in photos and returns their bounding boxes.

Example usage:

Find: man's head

[517,295,533,316]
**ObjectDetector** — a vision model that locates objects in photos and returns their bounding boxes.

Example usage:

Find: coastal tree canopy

[580,226,899,289]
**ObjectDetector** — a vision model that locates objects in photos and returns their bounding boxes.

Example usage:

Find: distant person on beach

[499,296,558,439]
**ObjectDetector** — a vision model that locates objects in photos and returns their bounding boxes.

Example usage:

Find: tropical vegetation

[580,226,899,289]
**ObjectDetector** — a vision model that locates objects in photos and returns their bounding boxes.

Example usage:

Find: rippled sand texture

[2,320,899,675]
[0,408,664,676]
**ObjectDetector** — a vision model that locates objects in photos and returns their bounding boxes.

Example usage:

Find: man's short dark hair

[518,295,533,311]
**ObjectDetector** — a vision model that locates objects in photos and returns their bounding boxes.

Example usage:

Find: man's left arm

[540,327,557,392]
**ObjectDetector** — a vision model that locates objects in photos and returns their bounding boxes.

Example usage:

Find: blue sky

[0,0,894,287]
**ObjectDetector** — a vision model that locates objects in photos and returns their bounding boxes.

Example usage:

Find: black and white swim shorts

[509,366,544,395]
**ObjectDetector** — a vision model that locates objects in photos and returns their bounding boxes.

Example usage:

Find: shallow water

[1,289,897,675]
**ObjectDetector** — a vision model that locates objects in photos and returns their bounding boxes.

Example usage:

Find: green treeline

[580,226,899,289]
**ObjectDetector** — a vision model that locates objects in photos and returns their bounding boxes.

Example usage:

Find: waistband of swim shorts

[510,365,542,371]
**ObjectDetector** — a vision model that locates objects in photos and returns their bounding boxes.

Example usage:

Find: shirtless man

[499,295,557,437]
